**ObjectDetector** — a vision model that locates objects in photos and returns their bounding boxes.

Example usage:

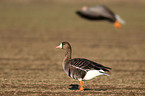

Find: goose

[56,41,111,91]
[76,5,125,28]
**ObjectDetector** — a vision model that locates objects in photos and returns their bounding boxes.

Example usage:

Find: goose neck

[64,47,71,62]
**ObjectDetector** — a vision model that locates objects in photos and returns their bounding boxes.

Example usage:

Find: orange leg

[78,80,84,91]
[114,21,121,29]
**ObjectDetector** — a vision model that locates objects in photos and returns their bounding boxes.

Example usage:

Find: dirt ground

[0,1,145,96]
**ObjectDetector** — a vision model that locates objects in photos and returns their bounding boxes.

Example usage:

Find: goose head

[56,42,71,50]
[82,6,87,11]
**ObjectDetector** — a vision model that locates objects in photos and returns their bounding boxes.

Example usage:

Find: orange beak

[114,21,121,29]
[56,43,62,48]
[56,46,61,48]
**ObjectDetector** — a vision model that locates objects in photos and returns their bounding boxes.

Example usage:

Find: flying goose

[76,5,125,28]
[56,41,111,91]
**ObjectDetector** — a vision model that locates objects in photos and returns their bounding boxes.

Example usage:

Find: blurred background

[0,0,145,95]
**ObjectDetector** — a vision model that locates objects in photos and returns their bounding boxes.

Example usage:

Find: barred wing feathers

[64,58,111,80]
[69,58,111,72]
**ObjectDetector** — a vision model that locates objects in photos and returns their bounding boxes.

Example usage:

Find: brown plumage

[56,41,111,91]
[76,5,125,28]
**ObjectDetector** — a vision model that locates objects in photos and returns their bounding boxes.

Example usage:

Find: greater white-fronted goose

[76,5,125,28]
[56,41,111,91]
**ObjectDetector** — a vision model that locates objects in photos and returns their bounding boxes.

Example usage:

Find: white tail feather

[115,14,126,24]
[104,73,110,76]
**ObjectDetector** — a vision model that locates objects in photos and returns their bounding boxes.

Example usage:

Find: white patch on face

[59,43,62,48]
[56,43,62,48]
[83,70,105,80]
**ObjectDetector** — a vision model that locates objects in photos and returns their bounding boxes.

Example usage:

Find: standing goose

[56,41,111,91]
[76,5,125,28]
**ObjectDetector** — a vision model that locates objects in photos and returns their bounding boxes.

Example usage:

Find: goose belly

[64,67,86,80]
[83,70,104,80]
